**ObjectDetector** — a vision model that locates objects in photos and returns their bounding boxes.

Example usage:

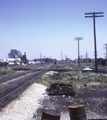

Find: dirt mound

[46,82,75,96]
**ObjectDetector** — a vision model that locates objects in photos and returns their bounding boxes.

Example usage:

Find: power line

[85,12,104,73]
[78,0,106,37]
[95,0,107,11]
[78,20,92,37]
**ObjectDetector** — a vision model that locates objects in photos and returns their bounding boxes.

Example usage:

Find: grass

[1,63,107,95]
[80,62,95,66]
[36,75,55,86]
[36,70,107,87]
[35,66,107,95]
[54,63,85,70]
[0,66,16,77]
[11,63,49,69]
[0,63,49,77]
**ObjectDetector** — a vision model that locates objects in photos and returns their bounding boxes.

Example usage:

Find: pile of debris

[52,72,64,80]
[46,82,75,96]
[82,67,93,72]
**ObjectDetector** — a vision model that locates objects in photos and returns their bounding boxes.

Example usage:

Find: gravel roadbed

[0,83,107,120]
[0,83,46,120]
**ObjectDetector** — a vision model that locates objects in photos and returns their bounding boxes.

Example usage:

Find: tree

[8,49,22,58]
[45,58,53,63]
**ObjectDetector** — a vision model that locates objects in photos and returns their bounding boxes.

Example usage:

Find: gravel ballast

[0,82,107,120]
[0,83,46,120]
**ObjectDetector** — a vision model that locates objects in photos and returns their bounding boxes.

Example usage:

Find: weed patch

[35,70,107,95]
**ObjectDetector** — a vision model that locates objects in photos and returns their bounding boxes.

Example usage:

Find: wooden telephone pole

[103,43,107,60]
[85,12,104,73]
[74,37,83,67]
[86,51,88,63]
[61,51,63,60]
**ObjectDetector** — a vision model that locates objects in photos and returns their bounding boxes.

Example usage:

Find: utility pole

[85,12,104,73]
[86,51,88,63]
[74,37,83,67]
[40,53,42,62]
[103,43,107,60]
[65,55,67,61]
[40,53,42,59]
[61,51,63,60]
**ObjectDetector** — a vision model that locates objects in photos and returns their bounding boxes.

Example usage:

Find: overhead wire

[76,0,106,58]
[95,0,107,11]
[93,0,107,58]
[77,0,106,37]
[77,1,96,37]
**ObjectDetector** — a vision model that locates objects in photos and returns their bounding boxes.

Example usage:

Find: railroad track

[0,70,36,83]
[82,65,107,73]
[71,63,107,73]
[0,64,55,109]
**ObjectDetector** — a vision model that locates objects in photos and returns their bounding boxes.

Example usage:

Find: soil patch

[34,87,107,120]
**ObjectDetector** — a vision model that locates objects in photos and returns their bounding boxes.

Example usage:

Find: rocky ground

[1,64,107,120]
[0,79,107,120]
[33,87,107,120]
[0,83,46,120]
[34,70,107,119]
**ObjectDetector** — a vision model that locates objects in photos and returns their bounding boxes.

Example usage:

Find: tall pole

[40,53,42,62]
[85,12,104,73]
[75,37,83,67]
[93,13,97,73]
[78,39,79,66]
[61,51,63,60]
[65,55,67,61]
[86,51,88,63]
[106,44,107,60]
[103,43,107,60]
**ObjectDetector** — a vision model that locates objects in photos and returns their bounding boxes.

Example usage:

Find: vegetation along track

[0,70,36,83]
[0,64,55,110]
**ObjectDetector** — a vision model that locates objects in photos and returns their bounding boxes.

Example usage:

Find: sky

[0,0,107,60]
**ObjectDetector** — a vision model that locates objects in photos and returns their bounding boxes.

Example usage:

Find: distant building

[0,59,4,66]
[97,58,107,66]
[21,52,28,64]
[65,58,71,63]
[74,59,78,63]
[0,59,4,62]
[7,58,21,66]
[28,60,41,64]
[91,58,95,62]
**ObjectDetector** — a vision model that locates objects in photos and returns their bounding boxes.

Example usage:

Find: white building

[6,58,21,66]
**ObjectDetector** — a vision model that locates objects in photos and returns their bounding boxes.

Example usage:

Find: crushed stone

[0,82,107,120]
[0,83,46,120]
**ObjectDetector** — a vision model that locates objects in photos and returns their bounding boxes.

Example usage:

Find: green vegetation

[36,68,107,95]
[54,63,85,70]
[80,62,95,66]
[11,63,49,69]
[0,63,49,77]
[36,62,107,87]
[1,63,107,95]
[0,66,15,77]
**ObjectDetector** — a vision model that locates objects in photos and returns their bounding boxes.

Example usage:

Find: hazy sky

[0,0,107,60]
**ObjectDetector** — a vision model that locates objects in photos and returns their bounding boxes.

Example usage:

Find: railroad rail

[71,63,107,73]
[0,70,36,83]
[0,64,55,109]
